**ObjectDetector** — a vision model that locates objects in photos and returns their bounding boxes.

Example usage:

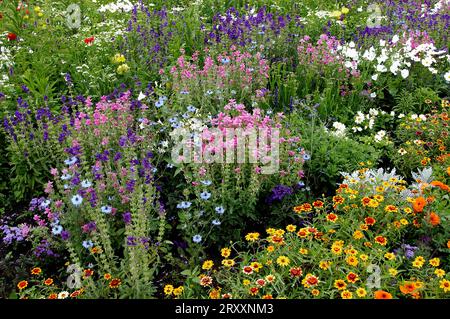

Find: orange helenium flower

[374,290,393,299]
[412,197,426,213]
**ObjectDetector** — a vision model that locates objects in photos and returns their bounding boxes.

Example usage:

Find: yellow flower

[286,224,297,232]
[222,259,235,267]
[346,256,359,267]
[353,230,364,240]
[368,199,379,208]
[221,248,231,258]
[319,261,331,270]
[359,254,368,261]
[429,258,440,267]
[202,260,214,270]
[266,228,276,235]
[245,232,260,242]
[341,7,350,14]
[334,279,347,290]
[243,279,251,286]
[341,290,353,299]
[384,252,395,261]
[266,245,275,253]
[412,257,425,269]
[434,269,445,278]
[113,53,126,64]
[330,10,342,18]
[388,268,398,277]
[299,248,308,255]
[439,279,450,292]
[311,289,320,297]
[173,286,184,297]
[404,207,412,214]
[34,6,41,12]
[164,284,174,295]
[276,256,290,267]
[250,262,263,272]
[117,64,130,75]
[275,229,285,237]
[400,219,409,225]
[356,287,367,298]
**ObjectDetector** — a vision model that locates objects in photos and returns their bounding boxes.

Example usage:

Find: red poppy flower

[290,267,303,278]
[7,32,17,41]
[84,36,95,45]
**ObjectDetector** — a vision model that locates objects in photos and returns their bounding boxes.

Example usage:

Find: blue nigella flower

[177,201,192,209]
[167,163,174,168]
[82,240,93,249]
[187,105,197,112]
[201,180,212,186]
[171,122,181,129]
[168,117,178,123]
[155,98,164,108]
[215,206,225,214]
[61,173,72,181]
[221,57,230,64]
[180,90,189,95]
[71,194,83,206]
[40,199,51,208]
[64,156,78,166]
[212,219,221,226]
[192,234,202,243]
[205,90,213,95]
[182,112,190,119]
[101,205,112,214]
[303,153,311,161]
[81,180,92,188]
[52,225,63,235]
[200,191,211,200]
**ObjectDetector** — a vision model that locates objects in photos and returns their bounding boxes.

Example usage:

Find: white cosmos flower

[58,291,69,299]
[445,71,450,82]
[371,74,379,81]
[376,64,387,72]
[400,69,409,79]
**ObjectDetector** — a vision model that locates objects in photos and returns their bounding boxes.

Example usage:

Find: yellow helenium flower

[388,268,398,276]
[164,284,174,295]
[356,287,367,298]
[276,256,290,267]
[440,279,450,292]
[429,258,440,267]
[434,269,445,278]
[245,232,260,242]
[202,260,214,270]
[222,259,235,267]
[384,252,395,261]
[173,286,184,297]
[221,248,231,258]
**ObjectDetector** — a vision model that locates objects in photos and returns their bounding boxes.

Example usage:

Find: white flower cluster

[325,121,347,138]
[360,35,449,81]
[98,0,135,13]
[0,32,15,91]
[351,108,396,133]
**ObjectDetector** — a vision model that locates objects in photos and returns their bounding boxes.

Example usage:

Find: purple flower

[123,212,132,224]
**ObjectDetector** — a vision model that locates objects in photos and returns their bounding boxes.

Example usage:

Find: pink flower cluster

[297,34,343,66]
[170,47,269,94]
